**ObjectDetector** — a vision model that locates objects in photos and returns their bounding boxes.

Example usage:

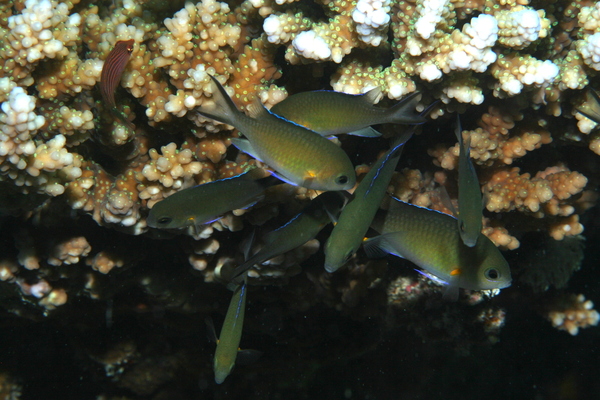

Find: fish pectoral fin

[437,183,458,217]
[301,171,319,188]
[205,317,218,344]
[323,200,343,224]
[442,283,460,302]
[348,127,382,137]
[241,230,256,261]
[236,349,263,366]
[363,233,405,259]
[231,138,263,161]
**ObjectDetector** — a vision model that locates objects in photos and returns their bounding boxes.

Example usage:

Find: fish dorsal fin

[362,87,383,105]
[246,97,270,119]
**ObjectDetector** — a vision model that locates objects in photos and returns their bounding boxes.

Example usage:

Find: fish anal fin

[236,349,263,366]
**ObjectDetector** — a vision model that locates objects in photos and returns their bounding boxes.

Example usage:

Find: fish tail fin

[386,91,426,125]
[197,75,241,126]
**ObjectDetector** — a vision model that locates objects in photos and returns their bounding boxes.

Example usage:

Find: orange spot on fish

[450,268,462,276]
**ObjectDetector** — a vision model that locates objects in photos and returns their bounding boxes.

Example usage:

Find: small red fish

[101,39,135,109]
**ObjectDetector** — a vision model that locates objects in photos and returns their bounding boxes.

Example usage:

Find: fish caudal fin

[196,75,241,126]
[386,91,426,125]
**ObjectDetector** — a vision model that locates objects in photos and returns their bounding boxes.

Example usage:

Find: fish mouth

[498,279,512,289]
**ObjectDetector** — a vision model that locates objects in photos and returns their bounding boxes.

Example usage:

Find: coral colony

[0,0,599,394]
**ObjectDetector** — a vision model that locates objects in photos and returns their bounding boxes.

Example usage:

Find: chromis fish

[100,39,135,129]
[147,170,280,233]
[455,116,483,247]
[324,130,414,273]
[270,88,425,137]
[364,197,511,300]
[196,75,356,191]
[225,191,347,285]
[213,281,248,384]
[576,88,600,123]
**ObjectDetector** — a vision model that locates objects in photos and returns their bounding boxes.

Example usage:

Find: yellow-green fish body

[270,89,425,136]
[456,116,483,247]
[214,282,247,384]
[226,191,347,284]
[147,170,278,231]
[365,198,511,299]
[197,75,355,191]
[324,131,413,272]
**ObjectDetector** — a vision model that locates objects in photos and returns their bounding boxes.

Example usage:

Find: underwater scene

[0,0,599,398]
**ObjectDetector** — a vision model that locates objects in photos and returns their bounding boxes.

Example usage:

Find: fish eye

[336,175,348,185]
[484,268,500,281]
[157,216,172,225]
[459,221,466,233]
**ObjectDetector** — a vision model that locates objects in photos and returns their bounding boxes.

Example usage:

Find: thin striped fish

[100,39,135,110]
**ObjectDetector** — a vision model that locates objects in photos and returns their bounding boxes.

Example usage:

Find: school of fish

[140,72,512,383]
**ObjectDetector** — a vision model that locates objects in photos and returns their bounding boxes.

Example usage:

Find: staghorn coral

[424,106,589,248]
[0,0,599,397]
[546,293,600,336]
